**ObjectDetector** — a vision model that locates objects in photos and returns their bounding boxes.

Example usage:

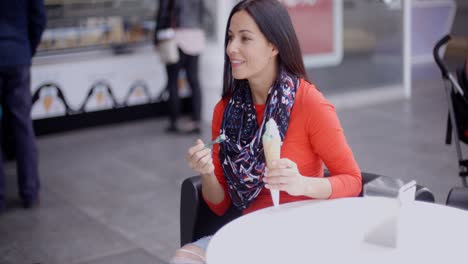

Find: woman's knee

[170,244,206,264]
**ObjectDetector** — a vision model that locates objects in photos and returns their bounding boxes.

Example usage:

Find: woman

[176,0,362,263]
[154,0,206,133]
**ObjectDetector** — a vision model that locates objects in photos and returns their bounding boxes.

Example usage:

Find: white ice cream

[262,119,282,207]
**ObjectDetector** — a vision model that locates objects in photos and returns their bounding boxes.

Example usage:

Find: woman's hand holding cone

[263,158,306,196]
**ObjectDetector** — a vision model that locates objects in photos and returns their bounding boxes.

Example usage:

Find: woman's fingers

[186,139,214,174]
[264,175,289,185]
[265,168,294,178]
[187,142,208,163]
[263,158,304,195]
[191,151,211,170]
[193,148,211,162]
[264,183,285,191]
[270,158,297,169]
[199,151,211,162]
[187,139,205,159]
[198,156,214,175]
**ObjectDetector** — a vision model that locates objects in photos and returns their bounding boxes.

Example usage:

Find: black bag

[446,58,468,145]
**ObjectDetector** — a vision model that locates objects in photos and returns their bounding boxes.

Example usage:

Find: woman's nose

[227,40,238,56]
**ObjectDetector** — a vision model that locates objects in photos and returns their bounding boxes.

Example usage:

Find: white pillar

[200,0,235,122]
[403,0,412,98]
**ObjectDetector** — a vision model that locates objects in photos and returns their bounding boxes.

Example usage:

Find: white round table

[206,197,468,264]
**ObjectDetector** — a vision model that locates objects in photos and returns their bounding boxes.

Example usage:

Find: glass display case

[32,0,219,134]
[39,0,156,54]
[39,0,216,55]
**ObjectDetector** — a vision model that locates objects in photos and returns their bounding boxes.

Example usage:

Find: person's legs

[182,52,202,133]
[165,53,183,132]
[4,66,39,207]
[0,69,5,212]
[170,236,212,264]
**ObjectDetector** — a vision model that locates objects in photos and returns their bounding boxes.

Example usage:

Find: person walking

[0,0,47,213]
[154,0,206,134]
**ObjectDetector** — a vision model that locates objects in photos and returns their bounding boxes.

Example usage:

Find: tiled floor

[1,71,467,263]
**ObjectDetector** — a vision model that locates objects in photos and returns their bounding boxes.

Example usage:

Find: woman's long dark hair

[222,0,308,98]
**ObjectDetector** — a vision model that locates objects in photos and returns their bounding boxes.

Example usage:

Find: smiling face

[226,10,279,84]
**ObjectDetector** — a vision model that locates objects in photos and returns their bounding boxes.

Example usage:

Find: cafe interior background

[1,0,467,263]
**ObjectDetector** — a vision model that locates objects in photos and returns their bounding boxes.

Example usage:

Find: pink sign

[281,0,333,54]
[279,0,342,67]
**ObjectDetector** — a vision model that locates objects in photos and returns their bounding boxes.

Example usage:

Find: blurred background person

[0,0,47,213]
[154,0,207,134]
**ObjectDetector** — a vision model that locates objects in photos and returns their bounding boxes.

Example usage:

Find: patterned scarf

[219,71,298,210]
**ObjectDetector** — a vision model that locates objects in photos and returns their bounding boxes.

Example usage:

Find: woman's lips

[230,60,245,68]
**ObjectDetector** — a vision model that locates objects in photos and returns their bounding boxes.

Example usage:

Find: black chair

[180,172,435,246]
[446,187,468,211]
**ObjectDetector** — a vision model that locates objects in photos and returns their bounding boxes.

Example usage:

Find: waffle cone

[263,139,281,166]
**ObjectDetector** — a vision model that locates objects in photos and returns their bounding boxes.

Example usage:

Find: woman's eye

[242,37,251,42]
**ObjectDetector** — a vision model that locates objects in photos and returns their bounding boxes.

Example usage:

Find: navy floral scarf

[219,71,298,210]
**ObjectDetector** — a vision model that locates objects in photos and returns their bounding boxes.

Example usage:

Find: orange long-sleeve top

[203,79,362,216]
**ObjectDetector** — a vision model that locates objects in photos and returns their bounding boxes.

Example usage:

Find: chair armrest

[446,187,468,210]
[414,186,435,203]
[180,176,202,246]
[180,176,241,246]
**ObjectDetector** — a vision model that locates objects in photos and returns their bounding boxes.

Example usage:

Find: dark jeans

[0,65,39,204]
[165,49,202,127]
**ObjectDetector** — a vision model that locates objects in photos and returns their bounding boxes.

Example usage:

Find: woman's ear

[272,47,279,56]
[270,43,279,56]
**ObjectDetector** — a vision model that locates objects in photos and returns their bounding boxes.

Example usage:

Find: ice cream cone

[262,119,282,207]
[263,140,281,165]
